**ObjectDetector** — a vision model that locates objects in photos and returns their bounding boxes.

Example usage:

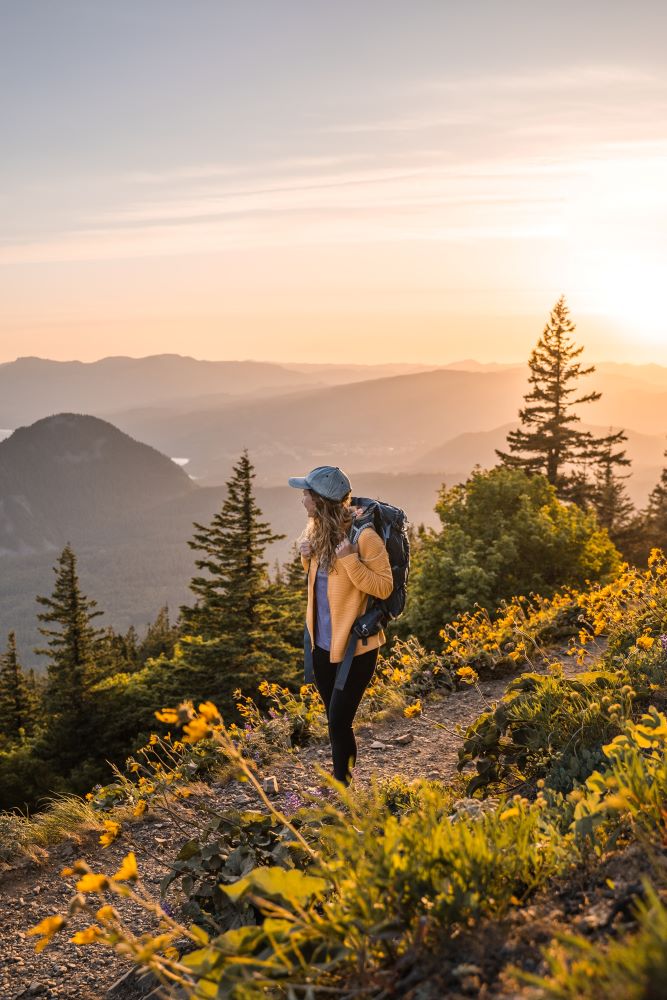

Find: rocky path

[0,651,592,1000]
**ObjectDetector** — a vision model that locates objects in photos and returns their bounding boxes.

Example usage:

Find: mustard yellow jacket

[301,527,394,662]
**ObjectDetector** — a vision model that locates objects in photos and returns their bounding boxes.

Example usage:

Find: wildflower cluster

[361,635,454,718]
[575,549,667,665]
[85,721,220,820]
[233,678,328,753]
[459,670,638,796]
[441,590,580,677]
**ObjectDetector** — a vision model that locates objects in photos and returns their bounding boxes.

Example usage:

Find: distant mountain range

[1,354,666,663]
[0,355,443,428]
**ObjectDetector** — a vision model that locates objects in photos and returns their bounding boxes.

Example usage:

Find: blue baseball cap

[288,465,352,501]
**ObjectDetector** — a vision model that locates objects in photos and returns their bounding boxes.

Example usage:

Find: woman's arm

[337,528,393,599]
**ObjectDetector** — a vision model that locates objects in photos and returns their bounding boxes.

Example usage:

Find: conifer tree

[34,543,104,765]
[0,631,38,742]
[267,543,308,651]
[180,450,286,660]
[644,451,667,552]
[138,605,179,663]
[590,431,634,539]
[496,296,626,499]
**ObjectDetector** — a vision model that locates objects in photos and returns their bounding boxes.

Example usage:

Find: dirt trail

[0,649,595,1000]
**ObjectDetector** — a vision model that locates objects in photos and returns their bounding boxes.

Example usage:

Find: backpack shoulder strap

[348,507,376,545]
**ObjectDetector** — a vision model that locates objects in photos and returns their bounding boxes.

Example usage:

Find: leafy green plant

[160,808,302,932]
[458,670,635,795]
[572,707,667,848]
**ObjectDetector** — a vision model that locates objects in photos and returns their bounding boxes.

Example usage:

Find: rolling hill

[0,415,445,665]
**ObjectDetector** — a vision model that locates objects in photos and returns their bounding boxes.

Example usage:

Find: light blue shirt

[314,565,332,651]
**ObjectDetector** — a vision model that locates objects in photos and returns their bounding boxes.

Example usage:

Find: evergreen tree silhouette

[496,296,627,501]
[180,450,289,675]
[34,543,104,766]
[644,451,667,552]
[590,431,634,540]
[0,631,38,741]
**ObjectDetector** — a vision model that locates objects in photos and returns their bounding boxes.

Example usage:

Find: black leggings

[312,643,378,784]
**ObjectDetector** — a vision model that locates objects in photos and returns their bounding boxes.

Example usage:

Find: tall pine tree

[179,450,293,691]
[496,296,627,500]
[34,543,104,767]
[0,631,38,742]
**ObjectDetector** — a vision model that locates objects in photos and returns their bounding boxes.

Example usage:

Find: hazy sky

[2,1,667,364]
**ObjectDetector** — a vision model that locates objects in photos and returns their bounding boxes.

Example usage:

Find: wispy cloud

[2,65,666,266]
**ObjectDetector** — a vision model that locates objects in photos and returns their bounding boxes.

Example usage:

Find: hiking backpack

[346,494,411,643]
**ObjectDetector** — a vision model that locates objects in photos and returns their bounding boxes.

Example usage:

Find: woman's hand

[335,538,358,559]
[299,539,312,557]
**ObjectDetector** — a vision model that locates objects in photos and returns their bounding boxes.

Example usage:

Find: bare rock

[370,740,387,750]
[393,733,414,745]
[263,775,279,795]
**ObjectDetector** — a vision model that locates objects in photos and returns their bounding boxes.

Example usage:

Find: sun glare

[592,254,665,342]
[569,152,667,346]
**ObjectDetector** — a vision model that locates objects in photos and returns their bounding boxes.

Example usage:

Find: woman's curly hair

[301,489,355,571]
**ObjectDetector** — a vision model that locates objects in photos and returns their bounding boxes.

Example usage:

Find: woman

[288,465,393,785]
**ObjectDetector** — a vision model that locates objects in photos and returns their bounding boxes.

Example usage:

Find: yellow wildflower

[133,799,148,817]
[112,851,138,882]
[71,925,103,945]
[154,708,179,724]
[27,915,66,953]
[96,905,116,922]
[457,665,478,685]
[76,873,109,893]
[403,700,422,718]
[637,635,655,650]
[183,716,211,743]
[99,820,121,848]
[198,701,220,722]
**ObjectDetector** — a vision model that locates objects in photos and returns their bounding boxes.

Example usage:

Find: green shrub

[160,808,302,931]
[402,467,620,648]
[572,707,667,849]
[458,670,635,796]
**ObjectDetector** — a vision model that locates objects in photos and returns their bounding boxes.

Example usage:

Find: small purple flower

[284,791,303,814]
[268,709,278,719]
[660,634,667,652]
[160,900,175,918]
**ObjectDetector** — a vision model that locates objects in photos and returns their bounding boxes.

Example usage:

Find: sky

[2,0,667,365]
